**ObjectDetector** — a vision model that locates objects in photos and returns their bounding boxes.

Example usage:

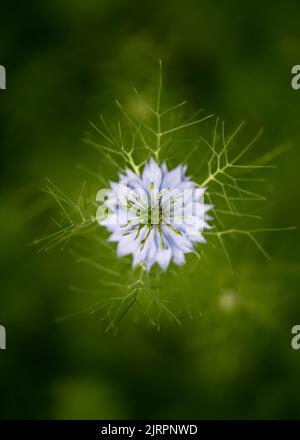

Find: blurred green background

[0,0,300,419]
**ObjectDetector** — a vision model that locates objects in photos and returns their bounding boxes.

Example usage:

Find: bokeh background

[0,0,300,419]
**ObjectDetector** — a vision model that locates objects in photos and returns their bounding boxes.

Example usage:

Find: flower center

[121,182,184,251]
[147,206,163,225]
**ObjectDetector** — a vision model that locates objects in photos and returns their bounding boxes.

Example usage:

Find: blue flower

[99,159,212,271]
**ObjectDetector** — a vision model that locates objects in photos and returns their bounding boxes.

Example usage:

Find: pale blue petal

[161,161,168,176]
[117,234,141,257]
[161,164,185,189]
[142,158,162,190]
[156,247,172,270]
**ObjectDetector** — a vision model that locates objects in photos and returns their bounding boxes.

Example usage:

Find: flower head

[98,159,212,271]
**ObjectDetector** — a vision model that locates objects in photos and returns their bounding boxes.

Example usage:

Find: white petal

[110,182,130,208]
[183,202,206,219]
[172,247,186,265]
[161,161,168,176]
[142,158,162,191]
[156,247,172,271]
[161,225,193,253]
[117,234,140,257]
[125,168,139,181]
[161,165,184,189]
[145,232,158,270]
[132,228,155,267]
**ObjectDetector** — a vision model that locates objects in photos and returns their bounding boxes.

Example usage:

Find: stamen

[167,225,182,235]
[140,224,152,251]
[135,224,144,239]
[157,225,165,249]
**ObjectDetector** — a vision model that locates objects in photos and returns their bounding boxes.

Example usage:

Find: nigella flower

[97,159,212,271]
